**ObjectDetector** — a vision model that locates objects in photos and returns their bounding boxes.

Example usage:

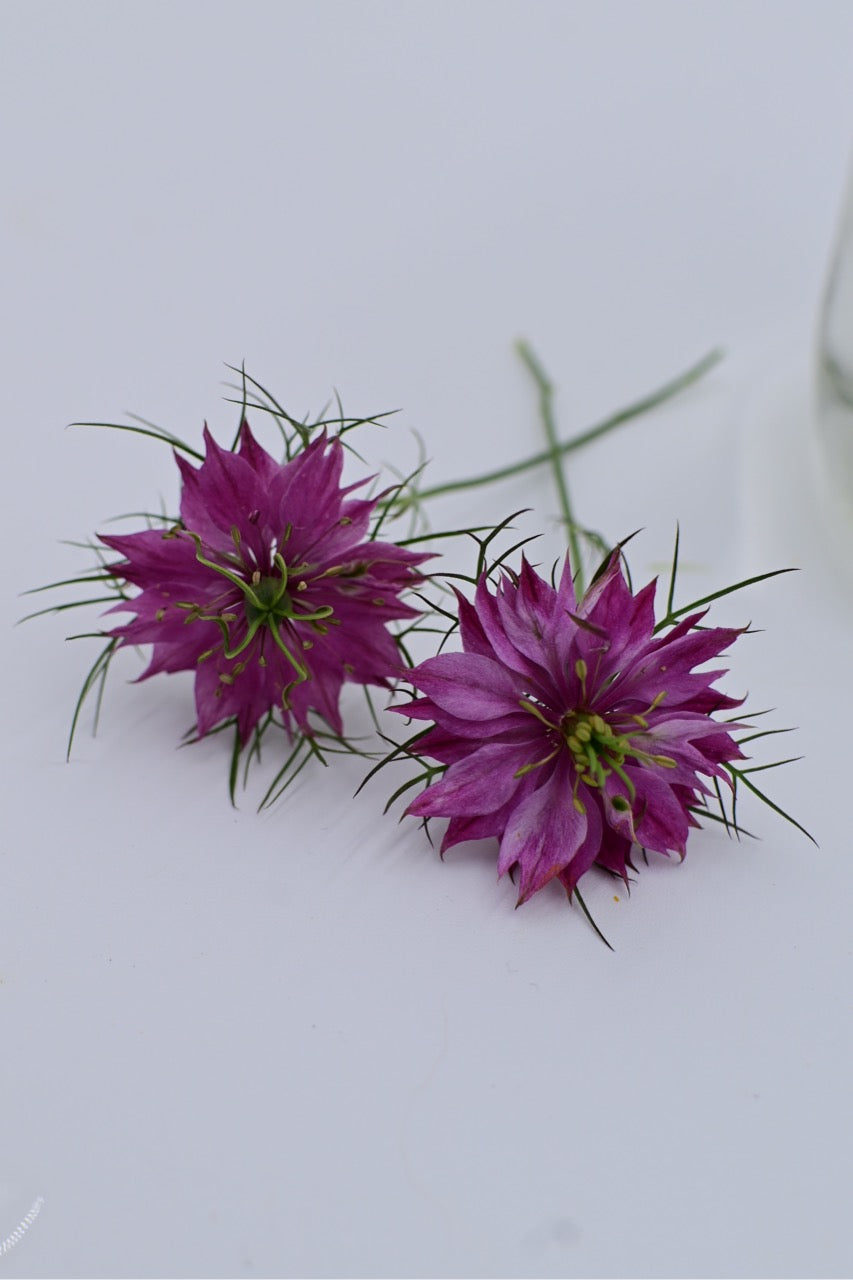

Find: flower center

[560,710,650,812]
[244,570,293,628]
[563,705,679,814]
[180,534,338,699]
[517,692,677,815]
[562,710,629,790]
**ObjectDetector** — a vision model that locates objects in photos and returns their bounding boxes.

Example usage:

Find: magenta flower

[395,553,745,905]
[100,423,427,744]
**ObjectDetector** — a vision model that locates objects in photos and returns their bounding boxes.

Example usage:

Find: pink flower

[395,552,745,904]
[100,423,427,743]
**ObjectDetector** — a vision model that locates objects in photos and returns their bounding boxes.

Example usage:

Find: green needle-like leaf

[355,725,434,795]
[258,736,313,810]
[383,767,440,816]
[72,420,205,461]
[736,726,795,747]
[228,724,242,808]
[726,766,816,845]
[570,886,614,951]
[654,568,797,633]
[67,637,119,759]
[18,596,124,623]
[665,522,680,619]
[21,572,122,596]
[689,806,756,840]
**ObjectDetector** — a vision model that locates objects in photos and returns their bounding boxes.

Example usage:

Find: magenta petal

[475,571,549,679]
[557,787,603,896]
[237,419,281,484]
[407,742,529,817]
[411,652,523,719]
[593,828,635,882]
[627,765,691,856]
[455,589,494,659]
[498,764,587,902]
[441,810,506,853]
[178,427,268,555]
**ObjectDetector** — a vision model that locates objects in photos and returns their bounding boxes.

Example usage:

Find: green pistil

[560,708,676,800]
[181,535,336,684]
[244,568,292,628]
[516,690,678,818]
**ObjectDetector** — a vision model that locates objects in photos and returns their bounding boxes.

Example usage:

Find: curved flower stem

[515,339,585,592]
[406,348,722,507]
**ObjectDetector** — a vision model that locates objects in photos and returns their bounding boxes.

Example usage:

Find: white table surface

[2,2,852,1276]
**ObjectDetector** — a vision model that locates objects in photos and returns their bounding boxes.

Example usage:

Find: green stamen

[176,528,339,682]
[574,659,588,700]
[519,698,559,730]
[610,760,636,803]
[514,747,560,778]
[556,700,678,810]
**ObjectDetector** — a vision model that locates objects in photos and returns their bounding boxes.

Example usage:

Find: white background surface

[2,2,852,1276]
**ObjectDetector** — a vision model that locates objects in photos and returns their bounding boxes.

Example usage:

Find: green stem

[408,347,722,506]
[516,339,584,592]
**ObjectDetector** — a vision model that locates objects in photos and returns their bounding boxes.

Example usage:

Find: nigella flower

[99,423,427,744]
[395,552,745,905]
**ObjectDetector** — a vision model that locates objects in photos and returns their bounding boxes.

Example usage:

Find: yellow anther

[251,570,261,586]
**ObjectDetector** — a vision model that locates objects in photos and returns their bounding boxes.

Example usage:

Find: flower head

[100,422,427,743]
[396,552,745,904]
